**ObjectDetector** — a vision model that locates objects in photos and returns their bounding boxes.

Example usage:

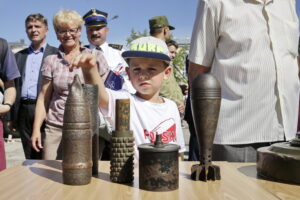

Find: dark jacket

[11,44,58,126]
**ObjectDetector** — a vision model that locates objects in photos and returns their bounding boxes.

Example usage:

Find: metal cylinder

[138,134,180,191]
[110,99,134,183]
[62,75,92,185]
[83,84,99,175]
[190,74,221,181]
[257,140,300,184]
[115,98,130,131]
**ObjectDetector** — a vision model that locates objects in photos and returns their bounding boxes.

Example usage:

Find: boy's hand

[69,53,97,72]
[178,101,185,114]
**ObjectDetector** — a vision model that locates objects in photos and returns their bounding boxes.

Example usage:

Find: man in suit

[11,13,57,159]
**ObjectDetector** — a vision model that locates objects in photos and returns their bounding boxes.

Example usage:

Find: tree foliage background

[126,29,188,84]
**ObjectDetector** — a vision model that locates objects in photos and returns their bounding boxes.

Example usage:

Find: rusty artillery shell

[62,75,92,185]
[138,134,180,191]
[82,84,99,175]
[190,74,221,181]
[110,99,134,183]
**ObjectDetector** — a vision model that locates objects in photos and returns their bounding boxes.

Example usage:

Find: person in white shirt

[70,36,186,158]
[83,9,134,93]
[188,0,299,162]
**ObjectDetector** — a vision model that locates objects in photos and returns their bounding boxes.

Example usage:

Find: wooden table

[0,161,299,200]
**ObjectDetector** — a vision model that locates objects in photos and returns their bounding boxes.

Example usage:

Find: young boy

[71,36,186,156]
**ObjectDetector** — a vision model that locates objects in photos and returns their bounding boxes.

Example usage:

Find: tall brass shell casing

[82,84,99,175]
[110,99,134,183]
[62,75,93,185]
[190,74,221,181]
[138,134,180,191]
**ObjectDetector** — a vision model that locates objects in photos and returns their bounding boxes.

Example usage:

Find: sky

[0,0,198,47]
[0,0,299,47]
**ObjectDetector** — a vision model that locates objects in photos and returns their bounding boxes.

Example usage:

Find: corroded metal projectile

[115,98,130,131]
[62,75,92,185]
[138,134,180,191]
[190,74,221,181]
[83,84,99,175]
[110,99,134,183]
[257,133,300,184]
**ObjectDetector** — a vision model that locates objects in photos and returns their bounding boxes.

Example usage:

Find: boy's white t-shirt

[100,89,186,157]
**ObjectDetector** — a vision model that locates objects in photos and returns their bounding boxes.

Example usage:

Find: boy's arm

[70,53,109,109]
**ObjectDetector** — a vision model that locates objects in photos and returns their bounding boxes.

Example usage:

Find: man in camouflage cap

[149,16,175,41]
[148,16,185,136]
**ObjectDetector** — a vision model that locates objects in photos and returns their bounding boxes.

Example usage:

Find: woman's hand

[31,131,43,152]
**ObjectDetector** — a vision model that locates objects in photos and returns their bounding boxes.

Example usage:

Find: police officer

[83,9,134,93]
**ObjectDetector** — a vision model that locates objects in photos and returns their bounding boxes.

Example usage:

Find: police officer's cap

[83,9,108,27]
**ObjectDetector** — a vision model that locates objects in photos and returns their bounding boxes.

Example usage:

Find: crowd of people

[0,0,299,171]
[0,8,189,170]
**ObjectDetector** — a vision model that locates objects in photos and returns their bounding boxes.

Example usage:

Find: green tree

[173,45,188,84]
[126,28,148,45]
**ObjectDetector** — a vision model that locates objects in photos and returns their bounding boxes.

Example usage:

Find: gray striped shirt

[189,0,299,144]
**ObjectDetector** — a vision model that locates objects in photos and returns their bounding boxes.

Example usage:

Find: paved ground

[4,121,191,168]
[4,138,26,168]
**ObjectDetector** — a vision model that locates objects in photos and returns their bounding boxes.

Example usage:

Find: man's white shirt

[189,0,299,144]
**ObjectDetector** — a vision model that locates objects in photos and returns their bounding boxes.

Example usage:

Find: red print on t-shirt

[143,118,177,143]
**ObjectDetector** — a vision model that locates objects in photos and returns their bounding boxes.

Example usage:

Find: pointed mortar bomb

[190,74,221,181]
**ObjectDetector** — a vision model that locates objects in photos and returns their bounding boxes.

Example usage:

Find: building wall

[8,39,28,53]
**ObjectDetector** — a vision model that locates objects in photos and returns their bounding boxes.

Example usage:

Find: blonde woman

[31,10,108,160]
